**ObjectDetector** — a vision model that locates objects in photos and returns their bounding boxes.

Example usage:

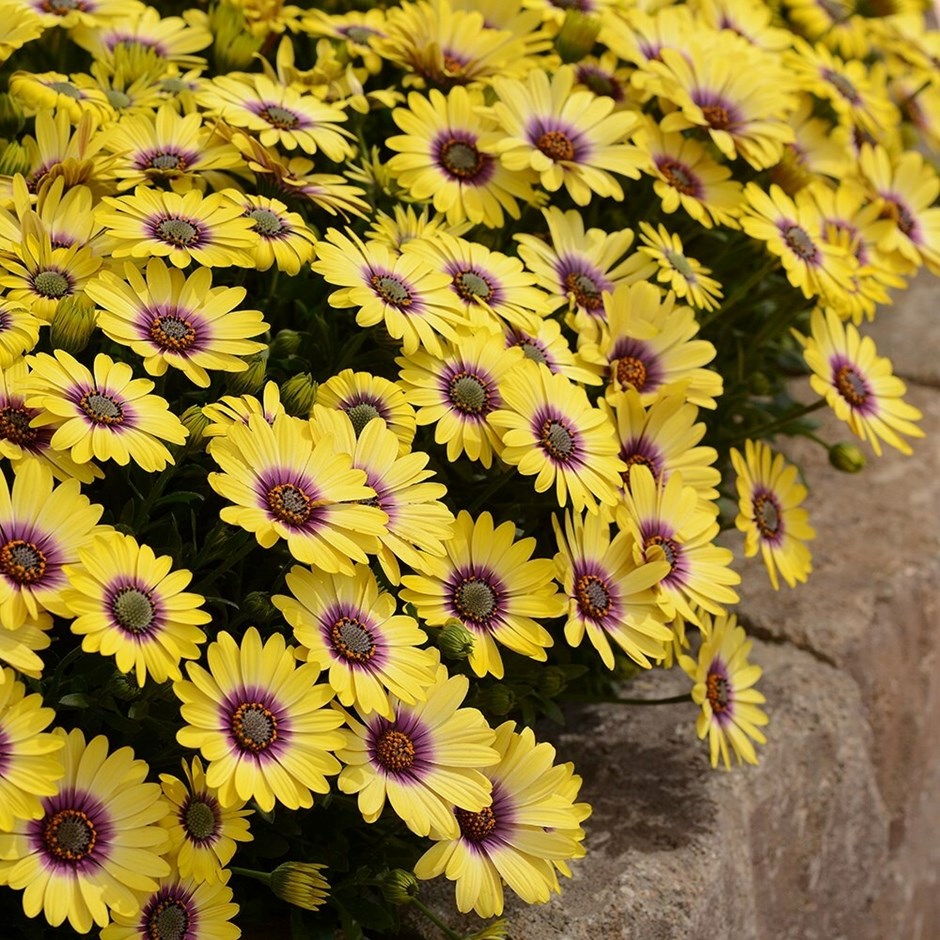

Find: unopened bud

[106,670,142,701]
[210,2,264,71]
[270,862,329,912]
[269,328,302,358]
[0,94,24,137]
[538,666,568,698]
[477,684,516,716]
[180,405,211,450]
[225,350,267,395]
[0,141,32,176]
[381,868,420,905]
[242,592,276,626]
[50,294,97,353]
[467,920,510,940]
[828,442,866,473]
[438,621,474,660]
[280,372,318,417]
[555,11,601,64]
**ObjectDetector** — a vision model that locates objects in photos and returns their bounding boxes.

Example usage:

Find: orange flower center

[375,728,416,771]
[150,314,197,351]
[834,364,868,406]
[331,615,376,663]
[0,405,37,447]
[537,130,575,162]
[539,418,576,461]
[80,391,125,425]
[456,805,497,842]
[0,538,47,584]
[43,809,97,862]
[231,702,278,752]
[706,672,730,713]
[267,483,311,525]
[575,573,611,618]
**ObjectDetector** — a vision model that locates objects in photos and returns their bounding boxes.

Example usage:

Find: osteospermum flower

[274,563,440,718]
[176,627,346,813]
[619,466,740,624]
[0,727,170,934]
[0,300,40,365]
[0,2,42,61]
[202,381,284,443]
[486,65,643,206]
[637,222,723,312]
[100,874,240,940]
[25,350,187,472]
[337,666,498,839]
[730,440,816,590]
[387,86,536,229]
[62,531,210,686]
[96,186,257,269]
[236,193,317,275]
[488,363,626,513]
[553,510,671,670]
[87,260,269,388]
[680,613,769,769]
[401,510,563,679]
[9,70,113,123]
[414,722,590,918]
[0,460,103,630]
[311,228,465,357]
[0,668,63,831]
[580,282,722,410]
[506,319,601,386]
[159,757,252,885]
[799,307,924,456]
[207,413,388,574]
[0,611,53,679]
[397,330,524,470]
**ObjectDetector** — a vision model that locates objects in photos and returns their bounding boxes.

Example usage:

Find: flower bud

[242,591,276,626]
[381,868,420,906]
[269,862,329,912]
[50,294,97,354]
[106,670,142,701]
[467,920,510,940]
[280,372,318,417]
[0,141,31,177]
[538,666,568,698]
[269,328,302,358]
[0,94,24,137]
[477,684,516,716]
[225,350,267,395]
[210,2,264,72]
[180,405,211,450]
[828,442,866,473]
[555,11,601,64]
[438,621,474,660]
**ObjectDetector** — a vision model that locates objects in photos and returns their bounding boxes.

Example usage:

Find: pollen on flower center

[260,105,300,129]
[151,314,197,351]
[375,728,416,772]
[148,152,185,171]
[33,270,71,298]
[701,103,732,130]
[449,372,489,414]
[183,797,218,842]
[454,577,498,623]
[647,534,679,570]
[539,418,576,461]
[267,482,312,525]
[783,224,819,262]
[0,405,38,446]
[454,270,492,302]
[575,573,611,618]
[43,808,97,862]
[537,129,576,162]
[331,615,377,663]
[112,586,155,633]
[371,274,412,308]
[148,898,189,940]
[156,218,200,247]
[658,158,700,196]
[231,702,278,752]
[622,452,655,487]
[439,138,485,179]
[564,271,603,310]
[616,355,648,391]
[753,492,781,538]
[456,805,497,842]
[834,364,869,406]
[80,391,125,425]
[345,401,382,434]
[0,538,47,585]
[248,208,285,237]
[706,671,731,712]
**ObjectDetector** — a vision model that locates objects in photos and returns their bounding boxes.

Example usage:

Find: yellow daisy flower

[0,727,170,934]
[176,626,346,812]
[0,2,43,62]
[235,193,317,275]
[400,509,563,680]
[505,318,602,386]
[553,509,671,670]
[8,70,113,123]
[414,722,589,917]
[202,381,285,443]
[637,222,723,312]
[488,362,626,514]
[731,439,816,591]
[0,460,103,630]
[303,7,388,74]
[0,611,53,679]
[207,413,387,574]
[16,0,141,31]
[158,757,253,885]
[96,186,257,269]
[770,96,852,193]
[86,259,269,388]
[25,350,188,472]
[679,613,769,769]
[274,563,440,718]
[798,306,924,456]
[62,531,210,686]
[0,299,40,366]
[486,65,643,206]
[366,204,472,254]
[337,664,499,839]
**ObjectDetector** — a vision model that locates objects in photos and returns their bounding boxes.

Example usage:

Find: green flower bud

[0,94,24,137]
[269,328,302,358]
[242,591,277,626]
[280,372,318,417]
[0,141,32,177]
[106,670,142,702]
[210,2,264,71]
[438,621,474,660]
[467,920,510,940]
[50,294,97,354]
[555,11,601,64]
[269,862,330,912]
[538,666,568,698]
[828,442,866,473]
[477,684,516,716]
[180,405,211,450]
[381,868,420,905]
[225,350,267,395]
[748,372,773,396]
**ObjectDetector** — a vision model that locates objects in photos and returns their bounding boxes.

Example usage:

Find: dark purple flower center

[0,405,38,447]
[575,573,611,619]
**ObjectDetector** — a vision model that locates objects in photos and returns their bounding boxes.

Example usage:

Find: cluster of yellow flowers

[0,0,933,935]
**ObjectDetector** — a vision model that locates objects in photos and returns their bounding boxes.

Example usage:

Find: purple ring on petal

[255,467,325,532]
[432,131,495,186]
[29,787,114,873]
[221,685,291,761]
[367,710,436,781]
[319,602,389,672]
[554,256,611,316]
[532,406,584,468]
[526,118,590,164]
[446,564,506,632]
[610,337,664,395]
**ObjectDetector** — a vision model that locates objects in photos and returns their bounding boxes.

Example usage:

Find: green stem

[230,866,272,886]
[564,693,692,706]
[701,255,779,329]
[411,898,462,940]
[467,468,514,513]
[728,399,826,443]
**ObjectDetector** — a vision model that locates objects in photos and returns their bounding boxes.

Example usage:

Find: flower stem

[728,399,826,443]
[564,693,691,706]
[411,897,462,940]
[701,255,779,328]
[230,866,271,886]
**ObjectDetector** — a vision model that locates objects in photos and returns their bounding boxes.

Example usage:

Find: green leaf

[58,693,91,709]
